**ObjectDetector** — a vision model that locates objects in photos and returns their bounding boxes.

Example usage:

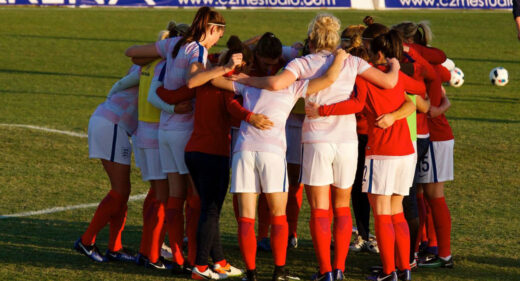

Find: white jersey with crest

[155,38,208,131]
[233,80,309,156]
[285,50,371,144]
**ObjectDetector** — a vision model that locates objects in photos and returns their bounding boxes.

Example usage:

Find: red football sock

[186,193,200,266]
[416,193,428,251]
[426,202,438,248]
[257,194,270,239]
[374,214,395,275]
[238,217,257,270]
[158,222,167,259]
[332,207,352,272]
[392,213,411,271]
[310,209,332,274]
[232,194,239,222]
[270,215,289,266]
[149,201,165,263]
[81,189,123,246]
[328,192,334,221]
[165,196,185,265]
[108,203,127,252]
[143,188,155,220]
[287,184,303,237]
[139,197,155,258]
[428,197,452,258]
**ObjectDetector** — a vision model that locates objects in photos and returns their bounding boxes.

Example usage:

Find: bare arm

[516,17,520,40]
[187,53,242,89]
[125,43,159,58]
[306,49,348,95]
[376,94,416,129]
[415,95,430,113]
[359,58,400,89]
[428,95,451,118]
[132,57,158,66]
[234,70,298,91]
[243,35,262,47]
[211,76,235,92]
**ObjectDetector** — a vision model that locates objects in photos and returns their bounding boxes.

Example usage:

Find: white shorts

[134,147,167,181]
[131,135,140,168]
[158,129,192,174]
[230,151,288,194]
[301,142,358,189]
[285,125,302,165]
[362,155,416,196]
[417,140,454,183]
[231,127,240,155]
[88,116,132,165]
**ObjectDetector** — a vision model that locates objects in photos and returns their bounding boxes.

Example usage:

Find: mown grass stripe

[0,123,87,138]
[0,194,146,219]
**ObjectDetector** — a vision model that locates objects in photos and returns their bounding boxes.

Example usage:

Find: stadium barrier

[0,0,511,10]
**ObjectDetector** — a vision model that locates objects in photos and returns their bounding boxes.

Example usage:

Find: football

[449,67,464,88]
[489,67,508,86]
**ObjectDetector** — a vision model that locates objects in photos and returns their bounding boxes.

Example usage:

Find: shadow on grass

[451,57,520,64]
[0,69,121,80]
[448,116,520,124]
[0,218,169,278]
[450,96,519,104]
[2,217,517,280]
[0,89,105,99]
[6,34,151,45]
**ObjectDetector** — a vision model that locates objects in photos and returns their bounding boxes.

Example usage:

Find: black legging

[351,134,371,241]
[185,151,230,266]
[402,137,431,262]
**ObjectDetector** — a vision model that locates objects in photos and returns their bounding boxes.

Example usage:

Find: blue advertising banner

[0,0,351,8]
[385,0,512,9]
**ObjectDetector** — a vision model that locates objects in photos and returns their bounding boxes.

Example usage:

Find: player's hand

[248,113,274,130]
[292,42,304,50]
[174,100,192,114]
[305,102,320,119]
[334,48,349,61]
[403,45,410,52]
[375,113,396,129]
[387,57,400,71]
[230,72,250,80]
[225,53,243,72]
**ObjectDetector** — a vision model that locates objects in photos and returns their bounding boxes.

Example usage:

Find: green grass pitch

[0,6,519,281]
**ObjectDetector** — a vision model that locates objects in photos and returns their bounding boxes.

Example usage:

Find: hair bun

[363,16,374,26]
[166,21,177,31]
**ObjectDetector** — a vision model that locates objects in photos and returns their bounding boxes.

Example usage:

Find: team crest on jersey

[121,148,130,159]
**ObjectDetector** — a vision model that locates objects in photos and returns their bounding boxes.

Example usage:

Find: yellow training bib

[138,59,163,123]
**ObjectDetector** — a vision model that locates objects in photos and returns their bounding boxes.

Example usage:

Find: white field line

[0,194,146,219]
[0,123,87,138]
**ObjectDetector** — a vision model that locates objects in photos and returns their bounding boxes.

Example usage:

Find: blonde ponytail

[417,20,433,45]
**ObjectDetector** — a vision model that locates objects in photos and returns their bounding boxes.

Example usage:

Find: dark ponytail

[370,29,403,63]
[172,6,225,58]
[254,32,282,60]
[220,35,253,67]
[166,21,190,38]
[361,16,389,40]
